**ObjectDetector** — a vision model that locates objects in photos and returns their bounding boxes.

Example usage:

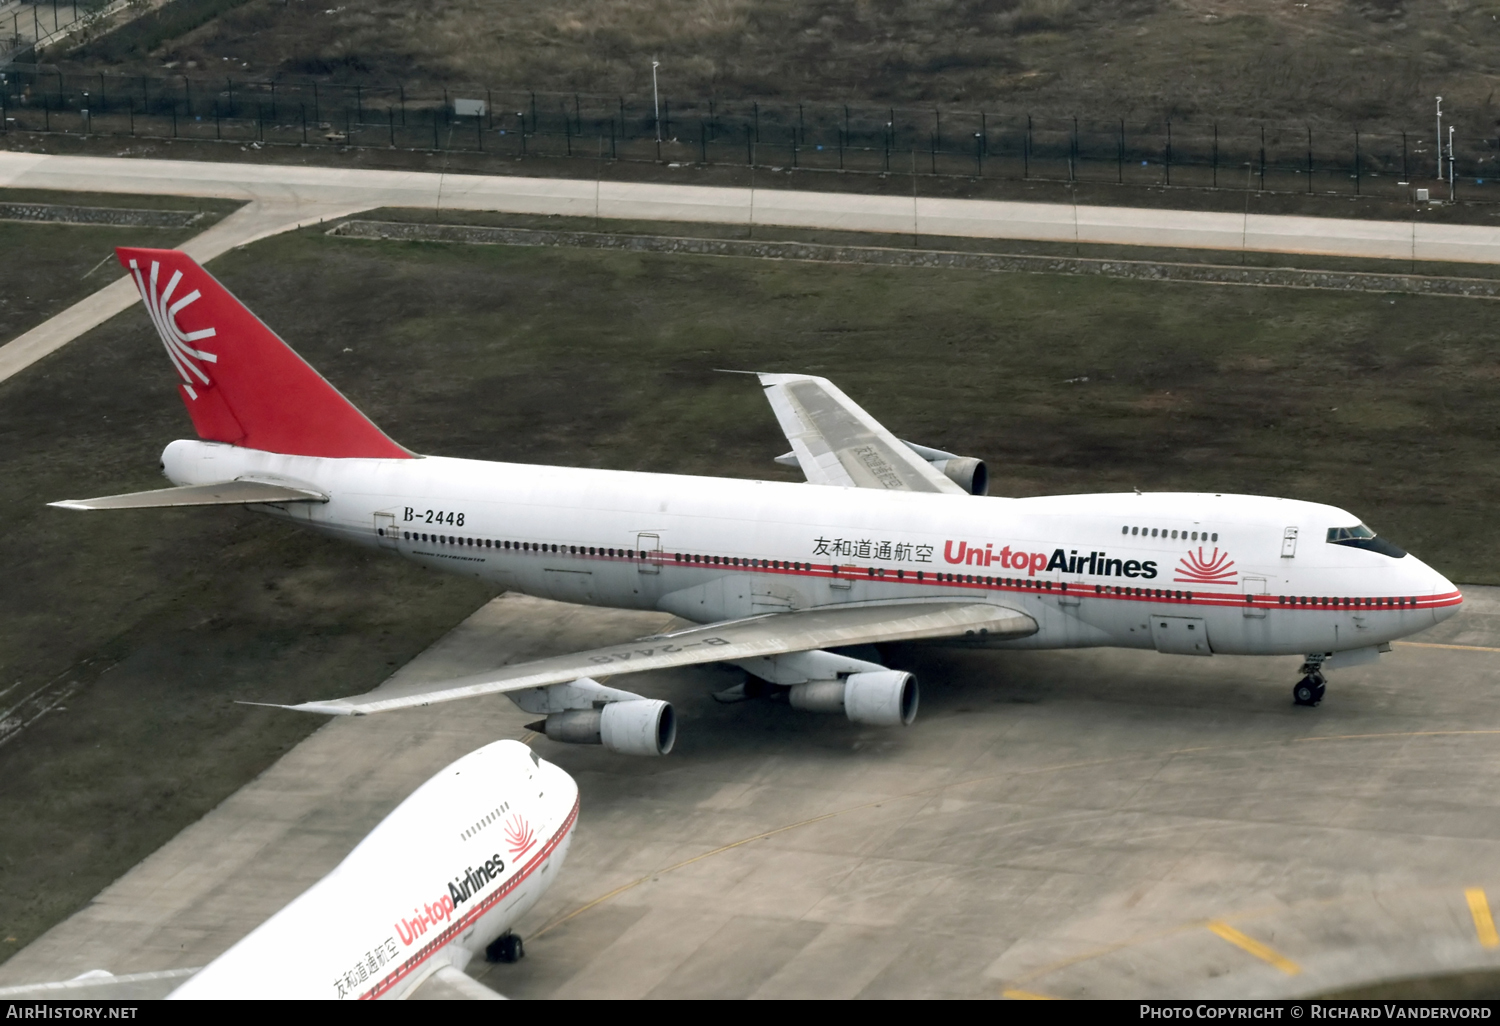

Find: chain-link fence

[4,65,1497,201]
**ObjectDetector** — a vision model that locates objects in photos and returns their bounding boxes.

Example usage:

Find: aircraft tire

[1293,679,1320,706]
[487,932,525,963]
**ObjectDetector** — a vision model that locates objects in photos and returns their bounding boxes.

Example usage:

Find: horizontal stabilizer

[285,600,1037,716]
[49,480,327,510]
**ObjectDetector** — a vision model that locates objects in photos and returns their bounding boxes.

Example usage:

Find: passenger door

[637,533,662,574]
[1242,576,1268,619]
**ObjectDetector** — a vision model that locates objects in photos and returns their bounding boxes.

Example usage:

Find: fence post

[182,75,190,116]
[1259,125,1265,189]
[226,77,233,117]
[619,97,625,139]
[487,90,493,129]
[128,96,133,135]
[433,107,439,149]
[753,101,759,143]
[313,82,319,123]
[388,106,394,147]
[530,92,537,132]
[270,81,275,120]
[610,116,615,158]
[1165,119,1171,185]
[798,102,804,143]
[215,102,220,140]
[257,102,263,142]
[664,98,670,138]
[976,131,982,176]
[400,82,405,125]
[476,109,482,151]
[1307,126,1312,193]
[565,112,571,156]
[747,122,752,165]
[1212,123,1218,187]
[43,93,48,132]
[792,127,798,167]
[1118,119,1124,184]
[838,126,843,170]
[929,129,935,174]
[709,98,716,140]
[1401,131,1408,182]
[171,100,176,137]
[700,120,706,163]
[1354,129,1360,195]
[302,102,307,144]
[1025,114,1031,178]
[934,108,940,149]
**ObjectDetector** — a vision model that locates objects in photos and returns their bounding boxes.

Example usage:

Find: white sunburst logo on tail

[128,258,218,400]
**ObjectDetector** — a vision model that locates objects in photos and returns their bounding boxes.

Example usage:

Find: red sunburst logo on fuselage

[1175,547,1236,585]
[504,814,537,860]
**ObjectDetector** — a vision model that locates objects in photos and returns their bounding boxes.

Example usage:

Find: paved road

[5,152,1500,265]
[2,589,1497,999]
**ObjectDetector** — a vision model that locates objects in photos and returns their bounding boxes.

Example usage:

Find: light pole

[1436,96,1443,181]
[652,60,661,143]
[1449,125,1456,201]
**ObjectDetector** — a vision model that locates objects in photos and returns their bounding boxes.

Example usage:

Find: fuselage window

[1131,526,1139,535]
[1121,525,1129,534]
[1210,533,1218,541]
[1150,528,1158,538]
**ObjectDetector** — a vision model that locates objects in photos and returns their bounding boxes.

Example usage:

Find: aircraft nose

[1427,566,1462,624]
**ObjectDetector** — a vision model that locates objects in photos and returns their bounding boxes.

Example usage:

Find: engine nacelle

[788,671,918,726]
[901,440,988,495]
[534,700,676,756]
[931,457,988,496]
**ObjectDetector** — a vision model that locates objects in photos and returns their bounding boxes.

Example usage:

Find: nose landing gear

[1293,655,1328,707]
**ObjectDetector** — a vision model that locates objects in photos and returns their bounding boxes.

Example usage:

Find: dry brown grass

[54,0,1500,130]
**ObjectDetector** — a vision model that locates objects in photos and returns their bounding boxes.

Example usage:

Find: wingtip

[235,699,355,716]
[47,500,92,511]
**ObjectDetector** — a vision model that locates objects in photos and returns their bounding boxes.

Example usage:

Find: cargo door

[1150,616,1212,656]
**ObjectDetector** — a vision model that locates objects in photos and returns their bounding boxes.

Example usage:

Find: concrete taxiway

[1,588,1498,999]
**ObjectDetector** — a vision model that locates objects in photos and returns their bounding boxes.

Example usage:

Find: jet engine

[529,699,676,756]
[902,441,988,496]
[789,670,918,726]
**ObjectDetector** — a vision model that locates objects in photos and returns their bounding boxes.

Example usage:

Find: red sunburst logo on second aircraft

[1174,546,1237,585]
[504,814,538,860]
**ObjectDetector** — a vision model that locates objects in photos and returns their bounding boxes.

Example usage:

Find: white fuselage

[168,740,578,1000]
[163,440,1461,659]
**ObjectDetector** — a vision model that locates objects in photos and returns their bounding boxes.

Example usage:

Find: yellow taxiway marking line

[1206,921,1301,975]
[1466,889,1500,949]
[1393,641,1500,654]
[1002,989,1058,1000]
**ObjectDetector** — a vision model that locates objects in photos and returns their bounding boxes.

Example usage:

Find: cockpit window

[1327,524,1406,559]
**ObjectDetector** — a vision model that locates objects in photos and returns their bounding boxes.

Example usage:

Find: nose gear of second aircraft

[1293,656,1328,707]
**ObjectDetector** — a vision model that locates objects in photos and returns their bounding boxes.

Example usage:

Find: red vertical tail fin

[117,247,413,459]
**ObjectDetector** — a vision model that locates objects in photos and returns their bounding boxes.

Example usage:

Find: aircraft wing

[757,372,967,494]
[284,601,1037,716]
[49,480,327,510]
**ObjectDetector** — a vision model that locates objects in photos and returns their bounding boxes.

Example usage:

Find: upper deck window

[1327,524,1406,559]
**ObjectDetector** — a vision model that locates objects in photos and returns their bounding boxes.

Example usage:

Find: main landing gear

[1293,655,1328,707]
[486,932,524,963]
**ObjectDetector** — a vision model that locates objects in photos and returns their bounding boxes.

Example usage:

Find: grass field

[56,0,1500,129]
[0,191,239,345]
[4,213,1500,962]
